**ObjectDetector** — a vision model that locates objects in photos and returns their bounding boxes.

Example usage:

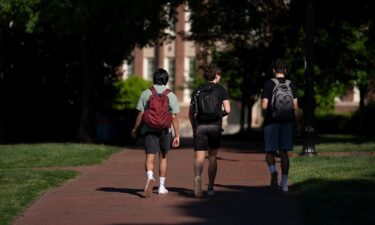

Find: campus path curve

[13,144,304,225]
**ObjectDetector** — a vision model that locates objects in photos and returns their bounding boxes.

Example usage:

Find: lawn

[0,143,122,225]
[290,142,375,225]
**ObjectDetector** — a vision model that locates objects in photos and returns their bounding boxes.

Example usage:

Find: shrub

[112,75,151,110]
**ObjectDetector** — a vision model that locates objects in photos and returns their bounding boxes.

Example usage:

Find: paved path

[13,143,304,225]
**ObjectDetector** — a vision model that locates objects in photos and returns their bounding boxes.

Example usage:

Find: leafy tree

[112,76,151,110]
[187,0,291,130]
[0,0,183,142]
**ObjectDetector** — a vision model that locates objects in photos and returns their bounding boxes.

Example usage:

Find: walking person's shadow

[96,186,192,198]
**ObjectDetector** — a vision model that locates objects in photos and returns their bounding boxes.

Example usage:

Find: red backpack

[142,86,172,130]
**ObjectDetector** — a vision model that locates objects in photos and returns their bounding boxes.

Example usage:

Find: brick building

[119,5,201,136]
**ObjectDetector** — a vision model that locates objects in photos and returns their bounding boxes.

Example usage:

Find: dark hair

[204,64,221,81]
[153,68,169,85]
[272,59,287,74]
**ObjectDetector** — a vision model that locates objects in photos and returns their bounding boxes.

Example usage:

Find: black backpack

[270,78,294,121]
[194,85,223,121]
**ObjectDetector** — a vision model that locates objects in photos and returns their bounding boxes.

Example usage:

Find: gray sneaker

[270,172,278,191]
[194,176,203,197]
[144,178,155,198]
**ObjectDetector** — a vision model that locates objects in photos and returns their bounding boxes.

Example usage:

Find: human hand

[172,136,180,148]
[131,128,138,139]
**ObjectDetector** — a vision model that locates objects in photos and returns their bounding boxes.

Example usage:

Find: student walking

[131,68,180,198]
[261,59,299,192]
[189,64,230,197]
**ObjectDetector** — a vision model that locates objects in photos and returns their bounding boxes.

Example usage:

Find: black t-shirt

[190,82,229,126]
[261,77,298,125]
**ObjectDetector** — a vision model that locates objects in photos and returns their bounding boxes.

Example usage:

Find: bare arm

[261,98,268,110]
[189,105,195,127]
[222,100,231,117]
[171,114,180,147]
[131,111,143,139]
[293,98,300,123]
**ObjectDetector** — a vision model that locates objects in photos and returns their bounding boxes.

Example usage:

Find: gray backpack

[270,78,294,121]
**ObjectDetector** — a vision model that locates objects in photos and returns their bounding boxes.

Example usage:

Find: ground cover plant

[0,143,122,225]
[290,142,375,225]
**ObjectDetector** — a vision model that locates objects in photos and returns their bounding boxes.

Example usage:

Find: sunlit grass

[0,143,122,225]
[290,156,375,225]
[294,142,375,153]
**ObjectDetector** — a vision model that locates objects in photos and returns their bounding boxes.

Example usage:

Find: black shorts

[144,132,172,154]
[194,125,222,151]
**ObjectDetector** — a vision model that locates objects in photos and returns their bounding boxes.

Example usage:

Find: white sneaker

[143,178,155,198]
[158,185,168,195]
[194,176,203,197]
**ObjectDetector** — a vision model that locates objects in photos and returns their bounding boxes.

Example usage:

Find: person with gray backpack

[261,59,299,192]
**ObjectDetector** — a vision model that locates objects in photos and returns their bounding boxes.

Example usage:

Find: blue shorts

[264,123,293,152]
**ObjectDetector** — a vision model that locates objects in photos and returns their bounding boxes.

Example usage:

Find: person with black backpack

[189,64,231,197]
[261,59,299,192]
[131,68,180,198]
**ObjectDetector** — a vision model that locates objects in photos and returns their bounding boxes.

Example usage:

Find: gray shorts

[264,123,293,152]
[144,132,172,154]
[194,125,222,151]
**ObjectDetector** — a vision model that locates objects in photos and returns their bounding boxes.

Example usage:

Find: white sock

[159,176,166,187]
[146,171,154,180]
[269,165,276,174]
[281,175,288,187]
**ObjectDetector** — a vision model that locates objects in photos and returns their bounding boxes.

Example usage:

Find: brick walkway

[13,141,304,225]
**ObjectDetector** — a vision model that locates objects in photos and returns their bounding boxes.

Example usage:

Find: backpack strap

[162,89,171,95]
[149,86,158,95]
[150,86,171,96]
[271,78,279,86]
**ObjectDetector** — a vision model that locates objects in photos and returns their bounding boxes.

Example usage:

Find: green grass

[0,143,122,225]
[0,143,122,169]
[294,142,375,153]
[290,156,375,225]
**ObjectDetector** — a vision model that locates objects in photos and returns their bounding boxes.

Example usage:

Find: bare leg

[194,150,206,177]
[208,149,218,186]
[159,151,168,177]
[278,150,289,176]
[194,150,205,197]
[145,154,155,172]
[265,152,278,191]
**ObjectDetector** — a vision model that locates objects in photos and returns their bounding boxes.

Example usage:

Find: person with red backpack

[261,59,299,192]
[131,68,180,198]
[189,64,231,197]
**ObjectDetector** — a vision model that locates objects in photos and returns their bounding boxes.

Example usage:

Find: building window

[183,57,196,103]
[188,57,195,80]
[145,57,155,81]
[167,58,175,90]
[121,60,134,79]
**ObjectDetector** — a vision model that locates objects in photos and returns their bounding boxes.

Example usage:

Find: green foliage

[314,103,375,135]
[112,76,151,110]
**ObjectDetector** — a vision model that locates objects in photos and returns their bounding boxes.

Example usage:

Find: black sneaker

[207,186,215,196]
[270,172,278,191]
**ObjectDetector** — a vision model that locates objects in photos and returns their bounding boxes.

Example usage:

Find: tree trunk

[358,84,367,134]
[78,38,96,142]
[301,0,317,156]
